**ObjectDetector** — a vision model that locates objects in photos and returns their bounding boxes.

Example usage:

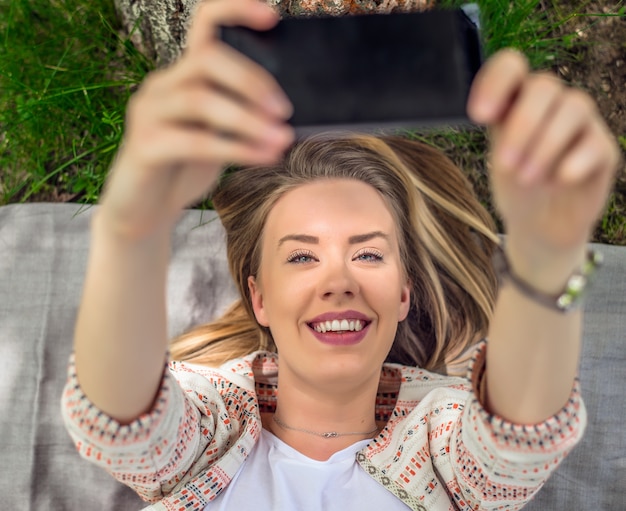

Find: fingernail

[268,94,293,119]
[499,147,519,170]
[520,161,540,184]
[265,124,293,145]
[472,98,496,122]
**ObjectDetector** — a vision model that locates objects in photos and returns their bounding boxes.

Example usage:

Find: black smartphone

[219,7,483,136]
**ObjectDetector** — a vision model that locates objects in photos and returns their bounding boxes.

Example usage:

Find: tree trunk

[113,0,435,67]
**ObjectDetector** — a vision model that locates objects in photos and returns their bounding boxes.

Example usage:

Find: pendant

[322,432,338,438]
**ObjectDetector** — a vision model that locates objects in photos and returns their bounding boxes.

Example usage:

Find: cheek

[261,268,313,321]
[369,273,409,319]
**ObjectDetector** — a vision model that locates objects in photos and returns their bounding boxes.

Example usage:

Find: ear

[248,276,270,327]
[398,280,411,322]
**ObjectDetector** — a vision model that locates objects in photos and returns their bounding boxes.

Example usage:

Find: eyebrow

[277,231,390,247]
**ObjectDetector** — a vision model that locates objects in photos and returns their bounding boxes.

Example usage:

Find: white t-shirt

[206,428,411,510]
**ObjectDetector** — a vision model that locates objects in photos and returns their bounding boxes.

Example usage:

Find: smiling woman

[247,178,413,459]
[60,0,620,510]
[163,128,504,485]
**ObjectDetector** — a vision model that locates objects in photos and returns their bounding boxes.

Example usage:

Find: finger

[556,119,617,186]
[467,48,529,125]
[151,84,294,149]
[493,73,563,175]
[520,88,596,184]
[143,43,293,120]
[192,43,293,119]
[186,0,279,53]
[129,125,288,171]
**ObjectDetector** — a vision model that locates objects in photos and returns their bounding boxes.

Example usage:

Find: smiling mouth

[309,319,369,333]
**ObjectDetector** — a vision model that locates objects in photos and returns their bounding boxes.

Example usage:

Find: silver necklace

[272,414,379,439]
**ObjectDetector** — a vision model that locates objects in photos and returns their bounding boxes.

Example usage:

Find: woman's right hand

[98,0,295,241]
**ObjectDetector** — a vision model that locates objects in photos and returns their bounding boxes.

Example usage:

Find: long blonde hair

[170,132,500,376]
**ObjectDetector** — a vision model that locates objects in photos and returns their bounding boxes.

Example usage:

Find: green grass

[0,0,624,243]
[0,0,152,204]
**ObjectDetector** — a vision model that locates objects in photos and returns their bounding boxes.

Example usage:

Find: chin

[307,348,387,386]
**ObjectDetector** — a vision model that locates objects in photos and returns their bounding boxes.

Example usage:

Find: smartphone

[219,7,483,136]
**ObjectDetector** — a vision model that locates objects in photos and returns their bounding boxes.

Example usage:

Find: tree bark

[113,0,435,67]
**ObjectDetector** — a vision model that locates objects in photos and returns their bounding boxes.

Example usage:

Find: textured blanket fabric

[0,203,624,510]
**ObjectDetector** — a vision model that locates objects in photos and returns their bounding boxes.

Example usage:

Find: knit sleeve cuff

[465,340,587,458]
[60,353,200,478]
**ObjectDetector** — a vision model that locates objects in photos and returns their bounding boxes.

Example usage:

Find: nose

[318,258,360,300]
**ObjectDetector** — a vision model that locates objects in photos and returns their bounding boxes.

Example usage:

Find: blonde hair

[170,132,500,376]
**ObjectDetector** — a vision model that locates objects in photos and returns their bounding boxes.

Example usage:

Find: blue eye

[287,250,316,264]
[354,250,383,262]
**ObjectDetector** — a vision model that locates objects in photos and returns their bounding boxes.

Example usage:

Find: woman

[61,0,621,509]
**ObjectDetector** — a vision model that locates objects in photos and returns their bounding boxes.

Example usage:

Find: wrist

[494,241,602,313]
[502,238,588,294]
[93,207,173,247]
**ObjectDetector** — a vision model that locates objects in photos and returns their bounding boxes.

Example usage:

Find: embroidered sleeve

[448,339,587,510]
[61,352,263,507]
[60,354,209,502]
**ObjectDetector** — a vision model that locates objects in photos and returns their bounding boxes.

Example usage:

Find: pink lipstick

[307,310,371,346]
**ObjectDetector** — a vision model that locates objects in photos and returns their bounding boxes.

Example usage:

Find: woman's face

[248,178,411,389]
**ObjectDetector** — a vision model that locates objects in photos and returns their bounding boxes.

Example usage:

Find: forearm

[74,209,171,424]
[466,46,618,426]
[485,241,586,424]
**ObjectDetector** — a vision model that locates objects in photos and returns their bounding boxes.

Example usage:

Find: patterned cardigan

[61,340,586,511]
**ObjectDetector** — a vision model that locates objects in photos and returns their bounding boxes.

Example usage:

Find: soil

[550,0,626,243]
[554,1,626,143]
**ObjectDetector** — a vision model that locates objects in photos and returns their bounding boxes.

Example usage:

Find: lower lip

[308,324,370,346]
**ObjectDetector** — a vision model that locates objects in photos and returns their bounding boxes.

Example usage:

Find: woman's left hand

[467,49,621,272]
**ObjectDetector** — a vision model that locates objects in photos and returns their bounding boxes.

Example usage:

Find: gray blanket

[1,203,624,510]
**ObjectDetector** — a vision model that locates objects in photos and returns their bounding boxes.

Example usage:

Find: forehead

[263,179,399,243]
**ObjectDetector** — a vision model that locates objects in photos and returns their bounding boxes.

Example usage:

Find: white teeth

[312,319,365,333]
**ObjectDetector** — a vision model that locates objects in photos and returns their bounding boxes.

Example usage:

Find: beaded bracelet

[492,246,603,313]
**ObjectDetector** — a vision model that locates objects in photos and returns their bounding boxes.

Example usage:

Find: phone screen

[220,9,483,135]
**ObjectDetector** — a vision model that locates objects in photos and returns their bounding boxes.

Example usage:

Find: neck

[264,364,383,461]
